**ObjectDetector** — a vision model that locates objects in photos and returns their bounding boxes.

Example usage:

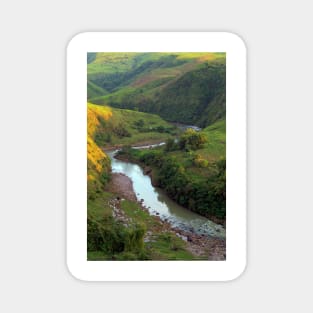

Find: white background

[0,0,312,312]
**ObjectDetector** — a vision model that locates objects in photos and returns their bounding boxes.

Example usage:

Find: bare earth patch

[106,173,137,201]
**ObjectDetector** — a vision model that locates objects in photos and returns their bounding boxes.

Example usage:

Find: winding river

[107,146,225,239]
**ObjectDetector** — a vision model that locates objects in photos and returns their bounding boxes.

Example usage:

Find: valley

[87,52,226,261]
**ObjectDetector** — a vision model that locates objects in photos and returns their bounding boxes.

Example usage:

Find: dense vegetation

[117,119,226,221]
[88,53,226,127]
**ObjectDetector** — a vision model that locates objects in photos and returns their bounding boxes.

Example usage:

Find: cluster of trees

[179,129,207,150]
[159,156,225,219]
[152,64,226,126]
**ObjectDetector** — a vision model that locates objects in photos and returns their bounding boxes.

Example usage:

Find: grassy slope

[194,118,226,162]
[169,119,225,183]
[137,118,225,181]
[87,52,226,127]
[87,81,108,99]
[88,102,176,147]
[170,118,225,181]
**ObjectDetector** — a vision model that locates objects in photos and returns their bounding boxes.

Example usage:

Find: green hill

[87,52,226,127]
[87,81,108,99]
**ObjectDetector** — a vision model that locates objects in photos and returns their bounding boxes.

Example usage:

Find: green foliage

[149,232,195,260]
[152,63,226,126]
[164,138,177,152]
[87,213,147,260]
[134,118,145,128]
[87,192,196,260]
[112,123,131,138]
[179,128,207,150]
[100,172,111,185]
[193,154,209,168]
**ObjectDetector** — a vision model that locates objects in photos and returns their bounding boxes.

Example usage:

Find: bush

[179,129,207,151]
[113,124,131,138]
[193,155,208,168]
[87,214,147,258]
[164,138,177,152]
[100,172,111,185]
[134,119,145,128]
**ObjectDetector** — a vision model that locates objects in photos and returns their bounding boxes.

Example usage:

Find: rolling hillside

[87,52,226,127]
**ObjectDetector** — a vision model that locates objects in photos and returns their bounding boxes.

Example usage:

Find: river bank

[114,151,226,227]
[105,167,226,260]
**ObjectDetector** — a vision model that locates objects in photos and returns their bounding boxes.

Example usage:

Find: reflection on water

[107,150,225,238]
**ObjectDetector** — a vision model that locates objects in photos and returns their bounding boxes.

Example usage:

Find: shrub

[134,119,145,128]
[87,214,147,258]
[193,155,208,168]
[164,138,177,151]
[179,129,207,150]
[113,124,131,138]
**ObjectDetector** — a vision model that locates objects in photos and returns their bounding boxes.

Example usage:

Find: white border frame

[67,32,246,281]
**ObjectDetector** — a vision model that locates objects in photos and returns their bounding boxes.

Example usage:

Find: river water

[107,149,225,238]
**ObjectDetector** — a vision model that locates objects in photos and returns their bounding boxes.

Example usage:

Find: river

[107,147,225,238]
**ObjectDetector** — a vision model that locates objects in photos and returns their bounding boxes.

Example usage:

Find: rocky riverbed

[106,172,226,260]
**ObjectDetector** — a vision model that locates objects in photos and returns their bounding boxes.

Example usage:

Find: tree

[179,129,207,150]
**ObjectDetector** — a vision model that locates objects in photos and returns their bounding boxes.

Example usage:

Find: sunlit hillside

[87,103,112,191]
